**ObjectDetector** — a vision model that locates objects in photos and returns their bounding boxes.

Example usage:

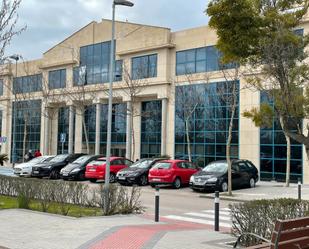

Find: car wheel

[89,179,97,183]
[249,177,256,188]
[221,181,228,192]
[50,170,60,180]
[173,177,181,189]
[139,175,148,186]
[109,173,116,183]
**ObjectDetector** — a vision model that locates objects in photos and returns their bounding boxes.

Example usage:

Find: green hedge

[0,175,144,216]
[230,198,309,247]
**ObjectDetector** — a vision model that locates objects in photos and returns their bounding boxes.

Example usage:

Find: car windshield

[130,159,153,169]
[152,162,171,169]
[72,155,92,164]
[28,157,45,164]
[50,155,68,163]
[203,162,228,173]
[91,159,106,165]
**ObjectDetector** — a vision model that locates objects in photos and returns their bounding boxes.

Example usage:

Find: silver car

[14,156,55,177]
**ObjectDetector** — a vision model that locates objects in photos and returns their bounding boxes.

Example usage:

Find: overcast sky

[6,0,210,60]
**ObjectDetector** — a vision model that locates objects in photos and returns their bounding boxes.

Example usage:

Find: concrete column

[50,109,58,155]
[74,106,83,153]
[41,104,50,155]
[133,101,141,160]
[68,105,74,154]
[126,101,132,160]
[1,101,10,161]
[95,103,101,155]
[161,98,167,156]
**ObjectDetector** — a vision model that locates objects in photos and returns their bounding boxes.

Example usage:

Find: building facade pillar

[74,106,83,153]
[40,102,50,155]
[50,108,58,155]
[126,101,132,160]
[95,103,101,155]
[68,105,74,154]
[161,98,167,156]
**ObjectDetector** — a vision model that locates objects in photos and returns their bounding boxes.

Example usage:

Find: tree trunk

[82,113,89,154]
[185,119,192,162]
[280,116,291,187]
[227,103,236,196]
[22,117,28,163]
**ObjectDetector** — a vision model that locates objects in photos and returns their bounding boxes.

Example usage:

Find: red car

[85,157,133,183]
[148,160,199,189]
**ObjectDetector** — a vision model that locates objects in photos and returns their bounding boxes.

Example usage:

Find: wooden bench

[233,216,309,249]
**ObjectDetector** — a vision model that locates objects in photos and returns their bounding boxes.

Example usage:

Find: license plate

[33,171,39,174]
[118,176,125,180]
[63,173,68,176]
[89,169,96,172]
[153,178,161,182]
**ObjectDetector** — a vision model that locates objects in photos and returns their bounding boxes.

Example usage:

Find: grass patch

[0,195,103,217]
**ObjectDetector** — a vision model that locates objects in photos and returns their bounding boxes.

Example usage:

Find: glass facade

[11,100,41,162]
[260,92,303,182]
[141,100,162,158]
[49,69,66,89]
[0,79,3,96]
[74,41,122,85]
[83,103,127,155]
[132,54,157,80]
[176,46,235,75]
[57,107,75,154]
[175,82,239,167]
[13,74,42,94]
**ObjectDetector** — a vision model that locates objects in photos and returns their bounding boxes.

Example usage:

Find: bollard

[155,186,160,222]
[298,178,301,201]
[214,191,219,231]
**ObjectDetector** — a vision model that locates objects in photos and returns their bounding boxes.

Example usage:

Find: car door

[231,163,242,188]
[175,162,187,183]
[183,162,198,183]
[111,159,125,173]
[238,161,251,186]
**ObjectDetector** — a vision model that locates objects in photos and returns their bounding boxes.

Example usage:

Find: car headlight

[190,175,194,182]
[60,168,64,173]
[207,177,217,183]
[71,168,80,173]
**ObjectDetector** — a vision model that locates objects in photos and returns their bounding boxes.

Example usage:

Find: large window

[176,46,235,76]
[13,74,42,94]
[57,107,75,154]
[132,54,157,80]
[49,69,66,89]
[260,92,302,182]
[141,100,162,158]
[11,100,41,162]
[0,79,3,96]
[175,82,239,167]
[83,103,127,155]
[74,41,122,85]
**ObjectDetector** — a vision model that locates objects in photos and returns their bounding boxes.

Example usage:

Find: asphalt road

[0,167,236,221]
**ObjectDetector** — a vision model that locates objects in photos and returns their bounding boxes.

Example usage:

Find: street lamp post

[9,54,20,167]
[104,0,134,213]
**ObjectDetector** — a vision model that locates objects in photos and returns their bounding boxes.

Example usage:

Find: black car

[31,153,86,179]
[190,160,259,192]
[60,154,103,180]
[116,158,167,186]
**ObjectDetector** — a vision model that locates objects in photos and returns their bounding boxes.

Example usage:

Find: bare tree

[0,0,26,63]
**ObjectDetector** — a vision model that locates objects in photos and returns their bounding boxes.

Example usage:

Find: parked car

[60,154,103,180]
[189,159,259,192]
[14,155,55,177]
[148,160,199,189]
[85,157,133,183]
[31,153,86,179]
[116,158,167,186]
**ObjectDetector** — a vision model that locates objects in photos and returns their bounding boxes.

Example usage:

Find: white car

[14,156,55,177]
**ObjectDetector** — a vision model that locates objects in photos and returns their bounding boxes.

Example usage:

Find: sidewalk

[200,181,309,201]
[0,209,233,249]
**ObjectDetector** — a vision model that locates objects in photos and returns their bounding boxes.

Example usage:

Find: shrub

[230,198,309,247]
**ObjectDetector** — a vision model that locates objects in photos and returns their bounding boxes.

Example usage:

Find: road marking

[185,212,231,221]
[202,210,230,216]
[164,215,232,228]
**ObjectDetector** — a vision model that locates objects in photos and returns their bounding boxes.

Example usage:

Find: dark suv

[31,153,86,179]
